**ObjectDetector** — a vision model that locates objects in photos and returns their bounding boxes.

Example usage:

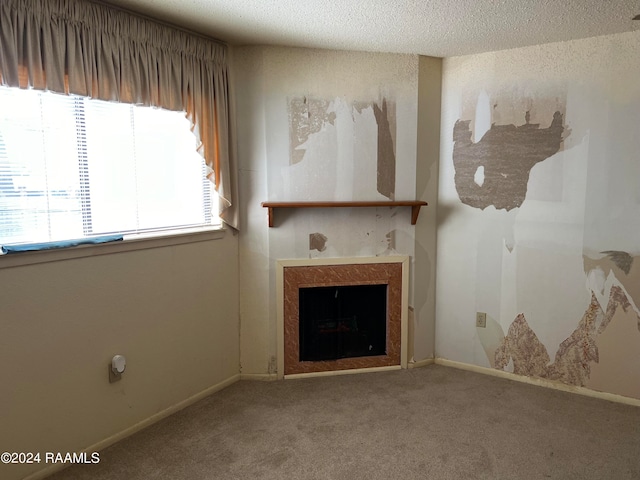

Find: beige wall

[436,30,640,399]
[413,56,442,361]
[0,233,239,480]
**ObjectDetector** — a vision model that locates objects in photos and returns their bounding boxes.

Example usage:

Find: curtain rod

[94,0,228,46]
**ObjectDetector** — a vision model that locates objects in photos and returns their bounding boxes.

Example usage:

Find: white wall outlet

[476,312,487,328]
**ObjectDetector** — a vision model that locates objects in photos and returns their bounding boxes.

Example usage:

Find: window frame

[0,81,223,252]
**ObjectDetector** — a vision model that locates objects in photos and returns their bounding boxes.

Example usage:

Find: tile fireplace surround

[277,256,409,379]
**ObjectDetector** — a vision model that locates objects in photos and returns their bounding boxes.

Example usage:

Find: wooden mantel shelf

[261,201,428,227]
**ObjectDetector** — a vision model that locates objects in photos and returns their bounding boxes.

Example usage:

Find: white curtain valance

[0,0,237,228]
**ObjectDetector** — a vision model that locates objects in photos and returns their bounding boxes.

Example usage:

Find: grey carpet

[47,365,640,479]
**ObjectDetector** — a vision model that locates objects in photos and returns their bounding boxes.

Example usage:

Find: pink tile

[283,263,402,375]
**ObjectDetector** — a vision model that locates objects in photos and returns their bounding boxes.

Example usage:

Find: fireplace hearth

[277,257,408,378]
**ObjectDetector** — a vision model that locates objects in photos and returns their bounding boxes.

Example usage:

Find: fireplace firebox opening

[299,284,387,361]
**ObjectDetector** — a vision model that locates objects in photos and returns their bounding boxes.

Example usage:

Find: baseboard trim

[285,365,401,380]
[23,374,241,480]
[240,373,278,381]
[408,358,435,369]
[435,358,640,408]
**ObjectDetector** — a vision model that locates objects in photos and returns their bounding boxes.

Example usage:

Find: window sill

[0,227,227,269]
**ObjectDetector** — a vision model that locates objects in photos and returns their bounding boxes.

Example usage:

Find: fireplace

[277,256,408,378]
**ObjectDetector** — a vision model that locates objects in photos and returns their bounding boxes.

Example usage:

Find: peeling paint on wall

[452,111,565,210]
[385,230,396,250]
[492,284,639,388]
[494,313,550,376]
[550,285,637,387]
[545,294,601,386]
[584,252,640,326]
[309,232,328,252]
[287,95,397,198]
[288,97,336,165]
[373,99,396,200]
[588,302,640,399]
[598,286,634,334]
[440,31,640,401]
[600,251,634,276]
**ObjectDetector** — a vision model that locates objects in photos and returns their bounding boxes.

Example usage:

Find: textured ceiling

[104,0,640,57]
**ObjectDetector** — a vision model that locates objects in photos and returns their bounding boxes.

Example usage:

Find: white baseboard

[23,374,241,480]
[435,358,640,408]
[408,358,435,369]
[240,373,278,381]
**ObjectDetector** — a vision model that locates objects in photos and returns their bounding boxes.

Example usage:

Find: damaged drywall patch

[492,285,639,389]
[584,251,640,328]
[545,293,601,386]
[452,111,565,210]
[309,232,328,252]
[288,97,336,165]
[548,285,637,387]
[376,229,400,256]
[287,95,397,198]
[373,99,396,200]
[587,302,640,399]
[600,250,634,275]
[494,313,550,377]
[597,285,633,334]
[386,230,396,250]
[492,302,599,386]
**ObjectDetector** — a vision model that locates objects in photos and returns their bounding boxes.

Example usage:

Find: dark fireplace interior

[299,284,387,361]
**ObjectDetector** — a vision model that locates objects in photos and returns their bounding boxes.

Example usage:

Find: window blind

[0,86,214,246]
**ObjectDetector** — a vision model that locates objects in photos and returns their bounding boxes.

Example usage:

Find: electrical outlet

[476,312,487,328]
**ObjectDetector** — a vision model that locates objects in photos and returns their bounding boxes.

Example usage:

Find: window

[0,86,219,247]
